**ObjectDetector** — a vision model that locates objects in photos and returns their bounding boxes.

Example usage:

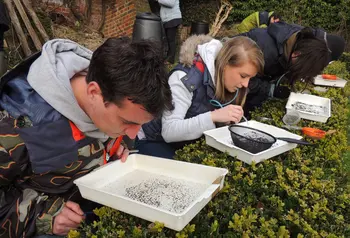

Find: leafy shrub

[225,0,349,32]
[340,52,350,72]
[69,59,350,237]
[180,0,350,42]
[180,0,218,26]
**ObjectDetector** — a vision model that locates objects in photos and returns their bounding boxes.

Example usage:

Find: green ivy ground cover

[68,57,350,238]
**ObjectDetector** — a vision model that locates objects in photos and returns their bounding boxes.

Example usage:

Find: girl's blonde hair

[214,36,264,106]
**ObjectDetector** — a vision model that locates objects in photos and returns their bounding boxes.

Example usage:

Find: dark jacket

[241,22,308,78]
[239,22,329,113]
[0,54,114,237]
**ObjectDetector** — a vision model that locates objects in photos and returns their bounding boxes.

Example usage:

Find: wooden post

[3,0,32,56]
[13,0,42,51]
[21,0,50,42]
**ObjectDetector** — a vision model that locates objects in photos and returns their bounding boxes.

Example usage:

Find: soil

[52,24,104,51]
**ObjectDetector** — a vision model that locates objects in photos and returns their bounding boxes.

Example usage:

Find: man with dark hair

[0,37,173,237]
[228,21,345,115]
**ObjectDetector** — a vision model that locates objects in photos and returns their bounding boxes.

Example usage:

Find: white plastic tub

[204,120,302,164]
[285,92,331,123]
[74,154,228,231]
[314,75,347,88]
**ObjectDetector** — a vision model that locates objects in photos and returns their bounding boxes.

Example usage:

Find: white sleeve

[161,71,216,143]
[157,0,176,8]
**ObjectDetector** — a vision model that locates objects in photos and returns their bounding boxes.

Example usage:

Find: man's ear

[86,81,103,100]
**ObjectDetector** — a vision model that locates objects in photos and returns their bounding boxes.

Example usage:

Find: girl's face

[223,62,258,93]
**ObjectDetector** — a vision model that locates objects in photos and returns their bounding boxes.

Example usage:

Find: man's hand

[52,201,84,235]
[116,144,129,163]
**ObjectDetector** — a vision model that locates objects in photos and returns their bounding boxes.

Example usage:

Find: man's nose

[125,125,142,139]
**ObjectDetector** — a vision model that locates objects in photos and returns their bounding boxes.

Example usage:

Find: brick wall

[36,0,138,37]
[102,0,136,38]
[88,0,103,30]
[46,2,71,17]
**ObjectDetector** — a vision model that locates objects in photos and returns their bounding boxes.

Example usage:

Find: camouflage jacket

[0,53,116,237]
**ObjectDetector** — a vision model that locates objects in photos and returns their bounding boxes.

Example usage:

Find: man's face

[270,17,280,24]
[85,82,154,139]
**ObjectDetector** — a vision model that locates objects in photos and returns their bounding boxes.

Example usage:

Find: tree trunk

[13,0,42,51]
[3,0,32,56]
[22,0,50,42]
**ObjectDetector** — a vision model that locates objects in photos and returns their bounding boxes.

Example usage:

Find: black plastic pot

[132,12,163,42]
[190,22,209,35]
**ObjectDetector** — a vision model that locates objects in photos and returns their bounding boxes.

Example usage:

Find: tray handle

[196,184,220,202]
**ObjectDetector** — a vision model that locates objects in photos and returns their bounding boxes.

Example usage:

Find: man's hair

[270,12,282,21]
[287,27,329,86]
[86,37,174,118]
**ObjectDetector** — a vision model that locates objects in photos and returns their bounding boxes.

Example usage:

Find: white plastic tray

[285,92,331,123]
[204,120,302,164]
[314,75,347,88]
[74,154,228,231]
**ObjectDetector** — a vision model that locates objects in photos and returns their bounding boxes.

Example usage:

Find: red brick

[99,0,136,38]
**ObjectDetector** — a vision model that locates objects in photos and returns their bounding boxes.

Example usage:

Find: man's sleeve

[0,125,65,237]
[236,12,259,34]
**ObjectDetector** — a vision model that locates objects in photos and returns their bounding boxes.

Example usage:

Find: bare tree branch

[209,0,233,37]
[22,0,50,42]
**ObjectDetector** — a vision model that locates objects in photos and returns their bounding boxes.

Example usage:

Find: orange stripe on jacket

[69,121,85,141]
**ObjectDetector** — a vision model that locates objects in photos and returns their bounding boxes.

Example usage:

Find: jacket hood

[27,39,108,141]
[267,22,302,55]
[178,34,222,81]
[178,34,214,67]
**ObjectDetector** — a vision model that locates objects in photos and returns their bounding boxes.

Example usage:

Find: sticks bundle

[209,0,233,37]
[4,0,49,56]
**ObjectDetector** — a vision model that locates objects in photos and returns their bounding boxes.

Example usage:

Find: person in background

[0,0,10,76]
[156,0,182,64]
[237,10,281,33]
[136,35,264,159]
[230,21,345,115]
[148,0,161,16]
[0,37,173,237]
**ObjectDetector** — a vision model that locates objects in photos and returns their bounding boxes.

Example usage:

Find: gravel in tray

[292,102,327,115]
[101,170,209,214]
